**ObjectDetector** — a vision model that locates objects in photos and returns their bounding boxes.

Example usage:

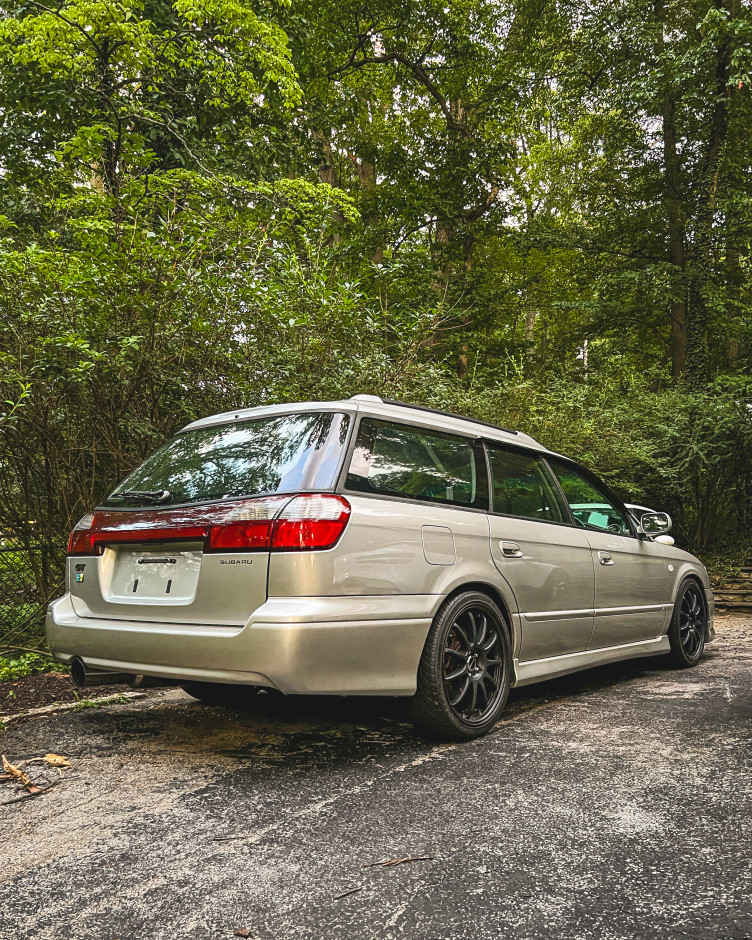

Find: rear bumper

[46,594,434,696]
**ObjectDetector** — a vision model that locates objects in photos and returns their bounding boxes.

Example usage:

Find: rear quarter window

[345,418,487,509]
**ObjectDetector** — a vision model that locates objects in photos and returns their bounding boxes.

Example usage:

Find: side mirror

[639,512,672,537]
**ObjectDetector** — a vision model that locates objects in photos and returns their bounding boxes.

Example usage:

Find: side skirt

[512,635,671,688]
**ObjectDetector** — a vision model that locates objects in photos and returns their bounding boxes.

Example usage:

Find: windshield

[104,412,350,507]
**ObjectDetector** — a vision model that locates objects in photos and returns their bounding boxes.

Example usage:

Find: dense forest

[1,0,752,645]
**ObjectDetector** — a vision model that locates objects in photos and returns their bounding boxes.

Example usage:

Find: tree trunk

[355,156,383,263]
[312,129,338,188]
[685,6,733,389]
[656,0,687,378]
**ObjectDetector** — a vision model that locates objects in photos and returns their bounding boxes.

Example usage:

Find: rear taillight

[66,495,351,556]
[206,497,289,552]
[67,513,96,555]
[270,495,351,550]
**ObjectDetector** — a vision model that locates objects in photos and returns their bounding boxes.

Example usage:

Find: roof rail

[379,399,518,436]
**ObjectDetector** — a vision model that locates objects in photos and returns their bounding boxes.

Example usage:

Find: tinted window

[548,459,631,534]
[487,446,567,523]
[105,412,350,507]
[346,419,486,508]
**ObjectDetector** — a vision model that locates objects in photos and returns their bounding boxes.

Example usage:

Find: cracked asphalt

[2,615,751,940]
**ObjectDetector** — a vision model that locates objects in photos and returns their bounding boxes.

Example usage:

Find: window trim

[339,413,491,512]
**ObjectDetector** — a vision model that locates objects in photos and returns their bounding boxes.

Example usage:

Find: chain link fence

[0,545,61,653]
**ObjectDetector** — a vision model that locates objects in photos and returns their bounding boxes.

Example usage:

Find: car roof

[181,394,546,452]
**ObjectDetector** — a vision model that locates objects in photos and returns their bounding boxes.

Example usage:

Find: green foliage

[1,0,752,642]
[0,652,66,682]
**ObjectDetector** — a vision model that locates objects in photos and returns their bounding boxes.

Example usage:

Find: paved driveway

[3,616,751,940]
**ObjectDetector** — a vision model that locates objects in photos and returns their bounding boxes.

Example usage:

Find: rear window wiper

[109,489,173,505]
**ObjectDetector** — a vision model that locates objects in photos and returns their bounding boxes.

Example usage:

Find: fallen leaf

[233,930,252,938]
[43,753,70,768]
[2,755,31,787]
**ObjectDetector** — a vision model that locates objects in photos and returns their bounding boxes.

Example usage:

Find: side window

[548,459,631,535]
[487,446,568,523]
[346,419,487,508]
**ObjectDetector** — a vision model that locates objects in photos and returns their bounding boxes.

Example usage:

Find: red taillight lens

[206,498,288,551]
[68,513,96,555]
[66,495,350,555]
[271,495,351,550]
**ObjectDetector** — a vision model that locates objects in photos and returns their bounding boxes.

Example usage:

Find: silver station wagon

[47,396,714,740]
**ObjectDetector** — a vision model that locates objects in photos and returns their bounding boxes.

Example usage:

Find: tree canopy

[1,0,752,641]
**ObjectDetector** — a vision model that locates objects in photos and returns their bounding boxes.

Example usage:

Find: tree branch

[26,0,104,59]
[330,46,474,138]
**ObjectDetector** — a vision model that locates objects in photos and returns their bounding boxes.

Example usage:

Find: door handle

[598,551,614,566]
[500,541,523,558]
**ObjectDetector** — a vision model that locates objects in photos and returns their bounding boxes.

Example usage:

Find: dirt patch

[0,671,129,717]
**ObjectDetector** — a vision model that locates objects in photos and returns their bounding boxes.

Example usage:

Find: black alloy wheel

[409,591,512,740]
[667,580,707,667]
[443,607,505,723]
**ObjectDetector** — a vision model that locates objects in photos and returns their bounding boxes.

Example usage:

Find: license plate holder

[107,549,201,604]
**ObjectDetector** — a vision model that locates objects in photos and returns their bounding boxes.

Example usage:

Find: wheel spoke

[452,622,470,649]
[445,664,467,682]
[476,613,488,647]
[484,672,499,692]
[445,648,466,660]
[482,632,497,652]
[450,677,471,707]
[469,682,478,713]
[465,610,478,644]
[485,657,502,667]
[476,680,489,707]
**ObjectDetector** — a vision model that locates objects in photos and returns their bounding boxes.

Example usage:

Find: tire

[667,579,707,668]
[408,591,512,741]
[181,682,260,706]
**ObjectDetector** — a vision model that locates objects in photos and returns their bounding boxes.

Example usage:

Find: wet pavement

[2,615,751,940]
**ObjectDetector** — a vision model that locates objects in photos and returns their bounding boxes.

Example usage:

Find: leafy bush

[0,652,66,682]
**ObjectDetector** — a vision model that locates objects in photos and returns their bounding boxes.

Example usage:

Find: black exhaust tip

[70,656,87,688]
[69,657,136,687]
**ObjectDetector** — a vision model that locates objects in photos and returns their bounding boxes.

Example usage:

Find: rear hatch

[67,410,351,625]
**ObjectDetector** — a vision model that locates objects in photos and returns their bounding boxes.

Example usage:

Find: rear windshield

[104,412,350,507]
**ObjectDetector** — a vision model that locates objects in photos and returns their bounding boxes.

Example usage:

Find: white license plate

[107,549,201,604]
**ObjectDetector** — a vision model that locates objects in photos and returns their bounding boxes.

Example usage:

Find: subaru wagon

[47,396,714,739]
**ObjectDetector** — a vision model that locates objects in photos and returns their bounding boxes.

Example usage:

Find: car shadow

[41,648,711,772]
[183,649,691,736]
